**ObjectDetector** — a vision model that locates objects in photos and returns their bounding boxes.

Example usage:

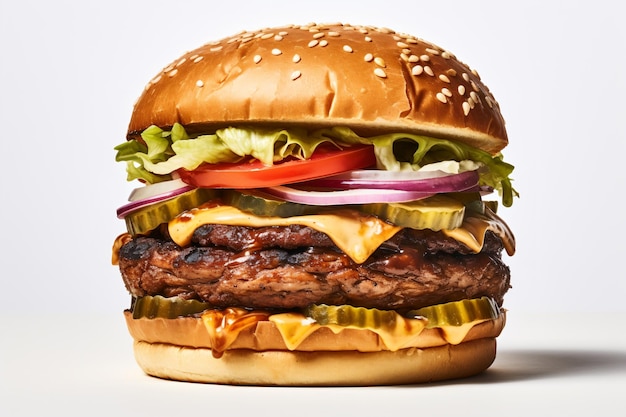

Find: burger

[112,23,517,386]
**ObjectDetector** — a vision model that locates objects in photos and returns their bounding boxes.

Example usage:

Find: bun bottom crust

[132,338,497,386]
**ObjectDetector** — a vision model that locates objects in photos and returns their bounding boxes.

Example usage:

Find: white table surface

[2,311,624,417]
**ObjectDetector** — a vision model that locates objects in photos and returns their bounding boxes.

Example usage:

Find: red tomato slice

[178,145,376,188]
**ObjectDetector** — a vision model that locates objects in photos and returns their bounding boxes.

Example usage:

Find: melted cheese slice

[199,308,492,355]
[269,312,427,351]
[169,204,402,263]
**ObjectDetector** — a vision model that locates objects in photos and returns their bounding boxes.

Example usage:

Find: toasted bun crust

[133,339,497,386]
[124,311,505,385]
[129,23,507,154]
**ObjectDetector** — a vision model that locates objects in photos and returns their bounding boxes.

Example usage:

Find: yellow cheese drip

[439,320,488,344]
[266,314,321,350]
[169,204,402,263]
[201,308,270,358]
[443,207,516,256]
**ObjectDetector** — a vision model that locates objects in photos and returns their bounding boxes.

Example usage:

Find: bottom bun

[132,338,497,386]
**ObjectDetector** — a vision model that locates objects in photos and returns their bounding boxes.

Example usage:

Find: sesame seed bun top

[128,23,508,155]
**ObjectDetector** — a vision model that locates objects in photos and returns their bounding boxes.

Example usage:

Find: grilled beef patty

[118,224,510,311]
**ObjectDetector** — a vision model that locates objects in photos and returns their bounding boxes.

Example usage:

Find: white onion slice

[128,178,190,202]
[117,181,195,218]
[301,169,479,192]
[261,186,434,206]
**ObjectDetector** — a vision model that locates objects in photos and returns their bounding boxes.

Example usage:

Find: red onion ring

[261,186,435,205]
[117,183,195,218]
[301,169,479,192]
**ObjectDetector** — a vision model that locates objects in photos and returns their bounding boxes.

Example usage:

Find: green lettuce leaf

[114,124,517,206]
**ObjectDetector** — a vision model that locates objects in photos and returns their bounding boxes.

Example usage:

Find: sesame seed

[471,81,479,91]
[468,97,476,108]
[291,70,302,81]
[274,35,283,41]
[292,54,301,63]
[420,54,430,62]
[168,69,178,77]
[272,48,282,56]
[458,85,466,95]
[397,41,409,48]
[176,58,187,67]
[193,56,204,63]
[328,31,340,37]
[374,57,386,67]
[446,69,457,77]
[408,55,419,63]
[343,45,353,53]
[210,45,223,52]
[470,91,480,103]
[442,88,452,97]
[279,31,288,36]
[254,55,262,64]
[424,66,434,76]
[402,48,411,55]
[364,53,374,62]
[441,51,451,59]
[313,32,325,39]
[374,68,387,78]
[462,102,471,116]
[196,80,204,87]
[365,36,372,42]
[426,48,440,55]
[412,65,424,75]
[436,92,447,103]
[439,74,451,83]
[319,40,328,47]
[406,38,418,44]
[462,73,470,82]
[261,33,274,40]
[308,40,319,48]
[400,53,409,62]
[151,75,162,84]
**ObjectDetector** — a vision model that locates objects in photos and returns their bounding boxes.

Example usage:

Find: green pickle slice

[304,304,398,329]
[408,297,500,328]
[359,195,465,231]
[224,190,466,232]
[132,295,212,319]
[125,188,218,235]
[304,298,500,330]
[222,189,319,217]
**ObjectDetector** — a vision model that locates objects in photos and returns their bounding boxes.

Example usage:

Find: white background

[1,1,625,416]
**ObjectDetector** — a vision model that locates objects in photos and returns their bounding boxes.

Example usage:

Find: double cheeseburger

[112,23,517,386]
